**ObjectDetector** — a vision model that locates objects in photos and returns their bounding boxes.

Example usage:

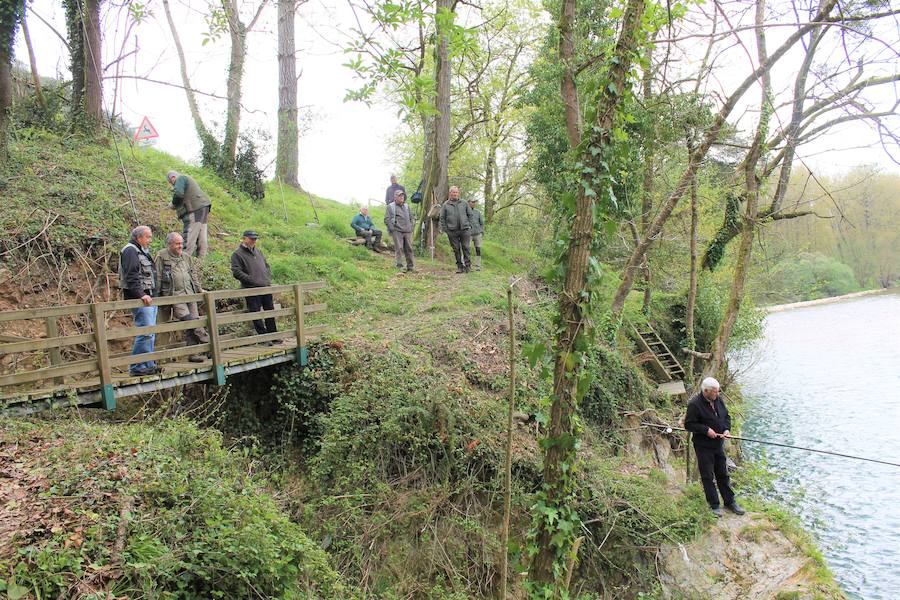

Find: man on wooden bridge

[230,230,280,345]
[684,377,746,518]
[155,232,209,363]
[167,170,211,258]
[119,225,160,376]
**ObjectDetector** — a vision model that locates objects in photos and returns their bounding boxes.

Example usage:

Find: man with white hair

[684,377,745,517]
[119,225,160,376]
[155,232,209,362]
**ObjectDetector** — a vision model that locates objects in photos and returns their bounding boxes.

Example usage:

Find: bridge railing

[0,282,326,409]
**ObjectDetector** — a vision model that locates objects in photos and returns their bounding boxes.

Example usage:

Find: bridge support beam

[213,364,226,386]
[100,384,116,410]
[296,346,308,366]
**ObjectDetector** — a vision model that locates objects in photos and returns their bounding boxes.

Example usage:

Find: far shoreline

[766,286,900,313]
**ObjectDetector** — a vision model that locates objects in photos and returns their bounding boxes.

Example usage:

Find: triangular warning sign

[132,116,159,142]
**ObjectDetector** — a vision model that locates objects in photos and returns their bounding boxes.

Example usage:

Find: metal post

[204,292,226,385]
[90,303,115,410]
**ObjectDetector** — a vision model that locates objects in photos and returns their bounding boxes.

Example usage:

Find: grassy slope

[0,132,840,599]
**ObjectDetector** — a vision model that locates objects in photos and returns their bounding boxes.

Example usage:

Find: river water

[734,292,900,600]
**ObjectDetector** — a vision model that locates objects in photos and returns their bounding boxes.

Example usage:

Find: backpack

[410,179,424,204]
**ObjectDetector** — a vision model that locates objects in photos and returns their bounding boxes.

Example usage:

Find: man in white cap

[684,377,745,517]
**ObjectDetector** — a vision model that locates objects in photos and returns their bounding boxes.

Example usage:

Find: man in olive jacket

[439,186,473,273]
[467,198,485,271]
[155,232,209,362]
[230,230,279,342]
[684,377,745,517]
[168,170,212,258]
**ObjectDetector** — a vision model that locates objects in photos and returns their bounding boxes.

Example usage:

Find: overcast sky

[16,1,900,205]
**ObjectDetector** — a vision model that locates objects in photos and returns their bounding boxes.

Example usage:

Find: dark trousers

[447,230,471,269]
[358,228,382,248]
[246,293,277,335]
[695,445,735,509]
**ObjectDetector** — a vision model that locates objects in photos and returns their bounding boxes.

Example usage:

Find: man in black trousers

[684,377,746,518]
[230,230,280,345]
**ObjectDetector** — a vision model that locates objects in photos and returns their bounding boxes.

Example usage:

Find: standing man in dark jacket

[384,174,406,205]
[439,186,473,273]
[119,225,160,376]
[684,377,745,517]
[167,170,212,258]
[385,189,415,272]
[467,197,485,271]
[230,230,279,343]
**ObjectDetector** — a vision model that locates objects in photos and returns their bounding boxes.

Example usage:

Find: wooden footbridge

[0,282,327,415]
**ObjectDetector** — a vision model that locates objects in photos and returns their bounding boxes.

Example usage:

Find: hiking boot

[725,502,746,516]
[406,266,416,272]
[456,267,465,274]
[711,507,723,518]
[130,366,161,376]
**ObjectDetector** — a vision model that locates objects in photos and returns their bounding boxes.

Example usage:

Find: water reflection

[734,293,900,600]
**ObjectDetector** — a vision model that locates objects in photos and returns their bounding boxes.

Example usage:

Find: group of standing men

[118,172,279,376]
[351,176,486,274]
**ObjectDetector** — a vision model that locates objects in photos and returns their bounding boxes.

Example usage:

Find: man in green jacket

[155,232,209,362]
[351,206,383,252]
[439,186,473,273]
[167,170,212,258]
[467,198,485,271]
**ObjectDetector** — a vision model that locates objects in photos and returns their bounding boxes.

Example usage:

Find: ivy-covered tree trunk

[529,0,646,587]
[0,0,23,164]
[161,0,219,163]
[82,0,103,133]
[63,0,85,127]
[276,0,299,187]
[705,0,769,377]
[685,166,700,382]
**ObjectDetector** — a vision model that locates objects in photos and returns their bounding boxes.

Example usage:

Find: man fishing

[684,377,746,518]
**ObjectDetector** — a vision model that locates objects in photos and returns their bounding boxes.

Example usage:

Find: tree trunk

[276,0,299,187]
[82,0,103,132]
[608,0,838,320]
[705,0,770,377]
[559,0,579,149]
[161,0,218,161]
[685,166,699,382]
[529,0,646,586]
[20,10,46,111]
[417,0,453,246]
[483,135,498,224]
[0,3,21,164]
[221,0,246,177]
[64,0,85,126]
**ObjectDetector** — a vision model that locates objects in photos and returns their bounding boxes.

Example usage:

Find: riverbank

[766,286,900,312]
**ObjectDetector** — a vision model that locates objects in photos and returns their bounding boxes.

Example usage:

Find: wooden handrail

[0,280,327,405]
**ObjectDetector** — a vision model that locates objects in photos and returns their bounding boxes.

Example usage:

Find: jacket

[385,202,414,234]
[385,183,406,205]
[230,244,272,288]
[155,249,202,297]
[439,199,472,232]
[172,175,212,219]
[684,392,732,450]
[351,213,376,234]
[119,241,158,300]
[469,208,484,235]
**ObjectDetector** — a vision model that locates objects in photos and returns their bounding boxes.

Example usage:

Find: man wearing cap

[384,174,406,206]
[439,186,473,273]
[119,225,160,376]
[230,230,279,342]
[155,232,209,362]
[385,189,415,272]
[684,377,746,518]
[467,197,485,271]
[351,206,383,252]
[167,170,212,258]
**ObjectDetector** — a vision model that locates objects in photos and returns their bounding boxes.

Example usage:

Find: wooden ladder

[632,322,686,382]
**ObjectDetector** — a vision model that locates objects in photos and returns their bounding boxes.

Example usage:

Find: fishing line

[641,422,900,469]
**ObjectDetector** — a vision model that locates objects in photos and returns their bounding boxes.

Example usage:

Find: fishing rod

[641,422,900,469]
